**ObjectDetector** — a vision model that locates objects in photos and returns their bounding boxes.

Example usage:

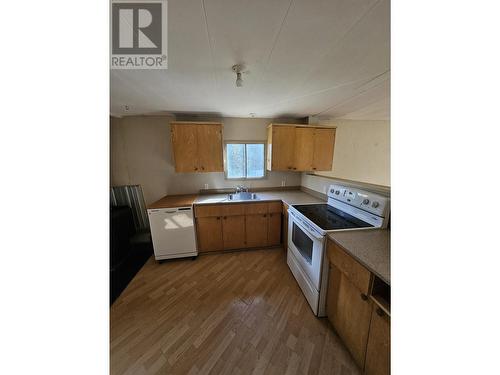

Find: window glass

[226,142,265,179]
[246,144,264,178]
[227,143,245,179]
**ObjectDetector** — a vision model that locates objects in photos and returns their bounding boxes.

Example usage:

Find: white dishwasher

[147,206,197,260]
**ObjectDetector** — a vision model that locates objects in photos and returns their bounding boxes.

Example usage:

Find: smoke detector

[232,64,244,87]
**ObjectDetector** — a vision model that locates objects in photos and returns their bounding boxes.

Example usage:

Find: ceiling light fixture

[232,64,244,87]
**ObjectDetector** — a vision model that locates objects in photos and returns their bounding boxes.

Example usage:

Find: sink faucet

[235,185,248,193]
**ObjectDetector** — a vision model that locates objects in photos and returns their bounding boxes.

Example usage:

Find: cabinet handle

[216,216,220,220]
[360,293,368,301]
[223,216,227,219]
[269,213,272,217]
[194,167,198,171]
[312,167,317,170]
[201,166,205,170]
[293,167,297,170]
[263,214,267,217]
[376,308,384,317]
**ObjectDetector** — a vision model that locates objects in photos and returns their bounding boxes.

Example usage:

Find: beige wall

[300,119,390,196]
[312,119,390,186]
[110,116,302,204]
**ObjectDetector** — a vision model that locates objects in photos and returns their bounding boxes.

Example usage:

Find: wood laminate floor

[110,248,361,375]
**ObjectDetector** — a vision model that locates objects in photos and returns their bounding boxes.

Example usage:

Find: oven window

[292,223,313,264]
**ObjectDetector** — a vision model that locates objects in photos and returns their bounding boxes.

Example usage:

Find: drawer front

[221,204,245,216]
[194,204,223,218]
[245,202,269,215]
[327,241,372,295]
[268,201,282,213]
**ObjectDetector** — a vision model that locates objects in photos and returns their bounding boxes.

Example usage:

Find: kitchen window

[225,141,265,179]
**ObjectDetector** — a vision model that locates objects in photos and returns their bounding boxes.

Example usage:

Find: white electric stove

[287,184,390,316]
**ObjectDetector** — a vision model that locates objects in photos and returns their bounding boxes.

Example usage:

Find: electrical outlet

[204,183,208,189]
[281,179,286,187]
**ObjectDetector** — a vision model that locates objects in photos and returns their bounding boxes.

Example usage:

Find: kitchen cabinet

[326,239,391,374]
[365,305,390,375]
[196,217,223,252]
[266,124,336,172]
[222,215,246,250]
[267,126,296,171]
[245,214,269,248]
[312,128,336,171]
[171,122,223,172]
[282,203,289,246]
[194,201,282,253]
[327,264,372,367]
[293,127,314,171]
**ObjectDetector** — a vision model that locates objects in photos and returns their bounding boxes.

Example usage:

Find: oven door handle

[292,215,323,241]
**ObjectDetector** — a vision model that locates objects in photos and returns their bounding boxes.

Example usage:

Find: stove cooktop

[293,204,373,231]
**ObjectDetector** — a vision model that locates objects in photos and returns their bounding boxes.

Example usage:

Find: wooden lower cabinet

[245,214,269,248]
[195,201,283,253]
[222,215,246,250]
[196,217,223,252]
[282,203,289,246]
[365,307,390,375]
[327,265,373,367]
[267,212,282,246]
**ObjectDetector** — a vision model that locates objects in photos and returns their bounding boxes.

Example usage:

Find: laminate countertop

[328,229,390,285]
[147,194,198,209]
[194,190,324,206]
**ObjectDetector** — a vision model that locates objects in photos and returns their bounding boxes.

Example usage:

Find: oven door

[288,213,325,291]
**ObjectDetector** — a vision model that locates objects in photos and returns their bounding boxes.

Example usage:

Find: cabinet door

[171,124,199,172]
[365,307,390,375]
[196,217,223,252]
[197,125,223,172]
[271,126,296,171]
[222,215,246,250]
[293,127,314,171]
[312,128,336,171]
[326,265,372,368]
[282,203,289,246]
[267,212,282,246]
[245,214,268,248]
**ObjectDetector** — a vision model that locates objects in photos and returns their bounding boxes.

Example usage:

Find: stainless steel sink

[227,192,259,201]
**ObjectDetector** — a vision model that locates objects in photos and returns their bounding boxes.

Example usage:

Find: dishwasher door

[147,207,197,260]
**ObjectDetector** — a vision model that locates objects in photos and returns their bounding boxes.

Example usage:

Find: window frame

[223,140,267,180]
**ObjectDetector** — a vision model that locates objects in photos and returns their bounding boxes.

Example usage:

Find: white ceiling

[110,0,390,120]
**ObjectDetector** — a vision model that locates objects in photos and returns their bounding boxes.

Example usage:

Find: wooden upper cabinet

[269,126,296,171]
[294,127,314,171]
[171,124,199,172]
[171,122,223,173]
[197,124,223,172]
[266,124,336,172]
[312,128,336,171]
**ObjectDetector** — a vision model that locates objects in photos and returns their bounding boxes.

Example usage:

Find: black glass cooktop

[293,204,373,230]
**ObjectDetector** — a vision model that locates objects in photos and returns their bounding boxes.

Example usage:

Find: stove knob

[372,201,379,208]
[363,199,369,205]
[335,190,340,195]
[330,189,334,193]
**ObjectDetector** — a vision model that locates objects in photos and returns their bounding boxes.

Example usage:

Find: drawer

[245,202,269,215]
[221,203,245,216]
[327,240,372,295]
[194,204,223,218]
[268,201,282,213]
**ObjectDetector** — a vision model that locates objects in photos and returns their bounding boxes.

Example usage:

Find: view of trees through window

[226,143,265,179]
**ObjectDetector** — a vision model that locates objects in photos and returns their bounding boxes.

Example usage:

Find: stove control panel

[327,184,389,218]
